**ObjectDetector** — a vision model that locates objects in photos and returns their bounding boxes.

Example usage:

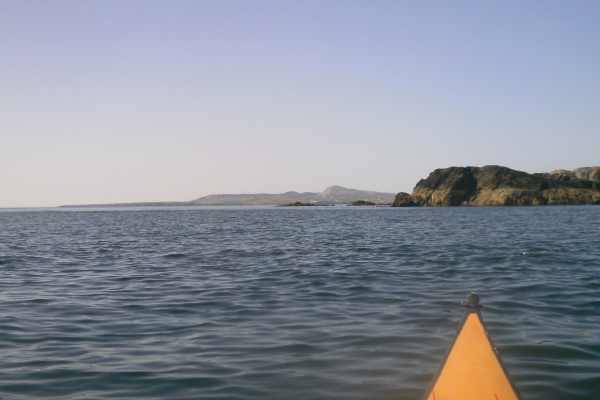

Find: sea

[0,205,598,400]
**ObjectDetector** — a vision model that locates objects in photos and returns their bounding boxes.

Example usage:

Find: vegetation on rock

[393,165,600,207]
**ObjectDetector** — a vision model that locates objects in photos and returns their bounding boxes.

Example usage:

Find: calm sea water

[0,205,598,400]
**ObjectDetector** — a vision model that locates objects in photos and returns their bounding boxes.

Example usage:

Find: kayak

[421,293,522,400]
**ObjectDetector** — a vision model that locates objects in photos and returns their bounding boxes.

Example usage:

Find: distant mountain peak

[320,185,348,196]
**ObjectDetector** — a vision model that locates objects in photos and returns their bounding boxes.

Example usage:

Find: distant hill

[61,186,395,207]
[190,186,395,205]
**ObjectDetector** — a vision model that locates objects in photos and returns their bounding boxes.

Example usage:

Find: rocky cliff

[393,165,600,207]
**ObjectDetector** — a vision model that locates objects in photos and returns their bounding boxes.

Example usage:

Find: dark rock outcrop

[349,200,376,206]
[393,165,600,207]
[392,192,414,207]
[279,202,318,207]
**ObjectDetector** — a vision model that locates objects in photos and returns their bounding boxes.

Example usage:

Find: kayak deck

[422,293,522,400]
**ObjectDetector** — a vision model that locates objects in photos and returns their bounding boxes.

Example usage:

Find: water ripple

[0,206,599,399]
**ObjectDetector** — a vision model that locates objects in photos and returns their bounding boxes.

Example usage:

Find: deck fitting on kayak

[459,291,483,308]
[467,291,479,305]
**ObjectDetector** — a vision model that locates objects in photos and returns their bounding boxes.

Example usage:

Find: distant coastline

[60,186,395,208]
[58,166,600,209]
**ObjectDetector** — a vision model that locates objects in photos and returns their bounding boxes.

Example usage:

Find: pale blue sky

[2,1,599,207]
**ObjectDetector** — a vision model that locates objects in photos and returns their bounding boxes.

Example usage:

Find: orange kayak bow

[421,293,523,400]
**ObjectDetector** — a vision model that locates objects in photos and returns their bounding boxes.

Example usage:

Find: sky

[2,0,599,208]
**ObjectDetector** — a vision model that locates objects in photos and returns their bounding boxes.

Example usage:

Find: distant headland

[392,165,600,207]
[60,186,395,207]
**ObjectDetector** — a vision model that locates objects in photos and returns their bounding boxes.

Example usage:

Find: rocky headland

[393,165,600,207]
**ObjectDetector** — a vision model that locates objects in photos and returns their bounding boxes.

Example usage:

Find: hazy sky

[2,1,599,207]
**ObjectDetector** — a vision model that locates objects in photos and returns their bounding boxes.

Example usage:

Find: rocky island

[393,165,600,207]
[279,202,322,207]
[349,200,377,206]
